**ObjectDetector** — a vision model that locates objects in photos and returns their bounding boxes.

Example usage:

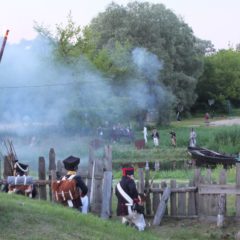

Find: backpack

[7,176,36,198]
[52,175,80,203]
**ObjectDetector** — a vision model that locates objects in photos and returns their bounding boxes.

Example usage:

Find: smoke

[0,37,69,126]
[132,47,163,82]
[128,47,175,122]
[0,39,174,168]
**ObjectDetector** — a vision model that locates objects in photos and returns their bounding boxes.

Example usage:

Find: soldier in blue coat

[62,156,88,209]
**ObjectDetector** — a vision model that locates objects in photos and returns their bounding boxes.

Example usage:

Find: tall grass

[112,124,240,168]
[209,126,240,153]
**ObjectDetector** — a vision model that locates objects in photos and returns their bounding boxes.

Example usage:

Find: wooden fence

[138,163,240,224]
[2,146,240,225]
[0,145,113,218]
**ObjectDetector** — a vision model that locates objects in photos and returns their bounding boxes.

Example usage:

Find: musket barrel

[0,29,10,63]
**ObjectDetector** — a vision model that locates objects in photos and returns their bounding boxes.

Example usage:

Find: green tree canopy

[88,1,206,112]
[34,2,210,128]
[195,49,240,111]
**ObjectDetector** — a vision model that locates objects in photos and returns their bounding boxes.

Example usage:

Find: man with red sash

[115,165,146,231]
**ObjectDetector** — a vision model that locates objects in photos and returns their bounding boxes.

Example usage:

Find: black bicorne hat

[63,155,80,171]
[14,161,29,175]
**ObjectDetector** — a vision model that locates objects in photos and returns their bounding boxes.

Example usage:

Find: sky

[0,0,240,50]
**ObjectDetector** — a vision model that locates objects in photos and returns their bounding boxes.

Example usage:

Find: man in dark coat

[115,165,146,231]
[115,166,139,216]
[61,156,88,210]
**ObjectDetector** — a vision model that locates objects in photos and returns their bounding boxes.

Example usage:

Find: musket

[0,29,10,63]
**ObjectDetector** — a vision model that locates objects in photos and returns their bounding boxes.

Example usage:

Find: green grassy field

[1,191,240,240]
[112,117,240,172]
[0,192,159,240]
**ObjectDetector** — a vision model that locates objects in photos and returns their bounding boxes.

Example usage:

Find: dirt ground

[210,117,240,126]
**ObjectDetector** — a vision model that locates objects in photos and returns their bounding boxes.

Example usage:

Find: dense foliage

[194,49,240,112]
[34,1,207,130]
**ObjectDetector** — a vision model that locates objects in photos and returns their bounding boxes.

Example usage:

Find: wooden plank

[103,145,112,171]
[88,146,94,207]
[138,168,144,193]
[177,184,186,216]
[38,156,47,200]
[188,180,196,216]
[203,170,211,216]
[50,169,56,202]
[193,168,201,215]
[48,148,56,201]
[145,166,151,215]
[49,148,56,171]
[161,182,168,215]
[151,186,197,193]
[236,163,240,216]
[219,169,227,215]
[199,184,240,195]
[170,180,177,216]
[217,194,226,227]
[101,171,112,219]
[152,187,171,226]
[152,183,160,214]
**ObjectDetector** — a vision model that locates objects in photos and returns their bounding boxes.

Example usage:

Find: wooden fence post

[188,180,196,216]
[138,168,144,193]
[161,181,168,215]
[145,162,151,215]
[88,145,94,208]
[177,183,186,216]
[101,171,113,219]
[217,194,225,227]
[48,148,56,201]
[38,156,47,200]
[170,180,177,216]
[51,169,56,202]
[204,169,212,215]
[152,182,160,214]
[193,168,201,215]
[219,169,227,216]
[236,163,240,216]
[101,145,112,219]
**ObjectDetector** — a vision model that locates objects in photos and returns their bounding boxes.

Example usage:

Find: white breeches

[153,137,159,146]
[189,138,196,147]
[144,134,148,144]
[81,195,89,214]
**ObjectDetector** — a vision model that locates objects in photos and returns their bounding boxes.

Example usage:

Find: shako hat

[121,164,134,176]
[63,155,80,171]
[14,161,29,175]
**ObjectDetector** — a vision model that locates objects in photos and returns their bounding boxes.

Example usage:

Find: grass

[1,192,240,240]
[0,192,159,240]
[111,117,240,171]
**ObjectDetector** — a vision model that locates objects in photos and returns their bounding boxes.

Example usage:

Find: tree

[88,1,206,114]
[34,2,211,127]
[195,49,240,112]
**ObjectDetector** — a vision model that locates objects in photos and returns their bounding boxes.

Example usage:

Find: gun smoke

[0,37,174,169]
